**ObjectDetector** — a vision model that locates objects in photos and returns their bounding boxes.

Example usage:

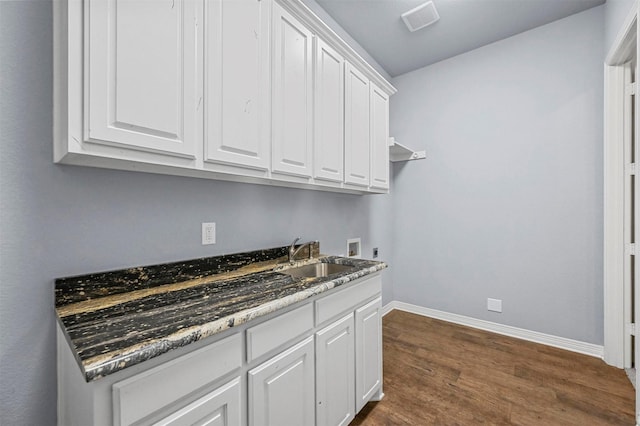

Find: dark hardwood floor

[351,310,635,425]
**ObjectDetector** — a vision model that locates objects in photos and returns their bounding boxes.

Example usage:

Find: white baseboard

[381,301,604,359]
[381,301,396,317]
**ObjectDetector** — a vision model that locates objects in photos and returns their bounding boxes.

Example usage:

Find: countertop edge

[80,261,387,381]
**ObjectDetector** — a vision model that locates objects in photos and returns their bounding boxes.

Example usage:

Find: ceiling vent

[401,1,440,32]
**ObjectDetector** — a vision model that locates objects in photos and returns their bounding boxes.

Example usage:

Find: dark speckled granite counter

[55,244,387,382]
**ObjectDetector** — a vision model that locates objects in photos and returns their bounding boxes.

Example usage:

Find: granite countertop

[55,244,387,382]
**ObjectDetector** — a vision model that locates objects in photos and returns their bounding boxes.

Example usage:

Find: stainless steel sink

[282,263,356,278]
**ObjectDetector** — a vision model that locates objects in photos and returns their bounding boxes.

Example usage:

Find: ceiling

[315,0,605,77]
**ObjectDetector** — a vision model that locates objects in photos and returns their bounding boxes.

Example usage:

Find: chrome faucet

[288,237,316,264]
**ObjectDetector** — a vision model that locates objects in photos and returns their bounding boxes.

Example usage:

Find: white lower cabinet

[355,297,383,412]
[111,334,242,426]
[153,377,241,426]
[316,314,355,426]
[57,274,383,426]
[248,336,315,426]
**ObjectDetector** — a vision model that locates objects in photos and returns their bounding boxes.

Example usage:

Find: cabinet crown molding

[276,0,396,96]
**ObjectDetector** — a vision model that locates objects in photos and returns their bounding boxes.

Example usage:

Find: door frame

[604,1,638,369]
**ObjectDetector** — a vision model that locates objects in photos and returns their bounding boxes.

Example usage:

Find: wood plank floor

[351,310,635,425]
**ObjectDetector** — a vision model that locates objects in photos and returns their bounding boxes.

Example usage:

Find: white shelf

[388,137,426,162]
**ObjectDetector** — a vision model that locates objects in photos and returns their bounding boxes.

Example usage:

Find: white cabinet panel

[153,377,241,426]
[246,304,313,362]
[205,0,271,170]
[315,275,381,326]
[369,83,390,190]
[344,63,370,187]
[87,0,200,158]
[271,2,314,178]
[355,297,382,412]
[314,38,344,182]
[316,314,355,426]
[248,336,315,426]
[112,334,241,426]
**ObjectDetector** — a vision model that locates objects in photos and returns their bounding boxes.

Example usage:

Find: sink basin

[282,263,356,278]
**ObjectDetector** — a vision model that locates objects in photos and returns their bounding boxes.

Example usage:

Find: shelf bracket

[389,137,426,162]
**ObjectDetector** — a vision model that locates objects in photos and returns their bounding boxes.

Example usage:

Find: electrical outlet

[202,222,216,245]
[487,298,502,313]
[373,247,379,258]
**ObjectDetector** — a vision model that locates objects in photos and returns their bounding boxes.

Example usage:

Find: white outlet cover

[487,298,502,313]
[202,222,216,245]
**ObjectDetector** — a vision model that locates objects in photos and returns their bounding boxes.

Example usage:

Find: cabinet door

[87,0,200,159]
[271,2,314,178]
[355,297,382,412]
[153,377,241,426]
[316,314,355,426]
[248,336,315,426]
[369,83,390,190]
[314,38,344,183]
[344,62,370,187]
[112,334,242,426]
[205,0,270,171]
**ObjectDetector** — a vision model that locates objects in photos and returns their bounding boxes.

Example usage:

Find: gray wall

[389,6,605,344]
[1,0,621,423]
[604,0,637,55]
[0,1,391,424]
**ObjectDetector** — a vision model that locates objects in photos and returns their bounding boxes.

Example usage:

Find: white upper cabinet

[55,0,396,194]
[369,83,390,190]
[204,0,271,172]
[313,38,345,183]
[344,63,371,187]
[86,0,200,159]
[271,2,314,178]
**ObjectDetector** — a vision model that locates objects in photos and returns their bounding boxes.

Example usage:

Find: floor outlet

[202,222,216,245]
[487,298,502,313]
